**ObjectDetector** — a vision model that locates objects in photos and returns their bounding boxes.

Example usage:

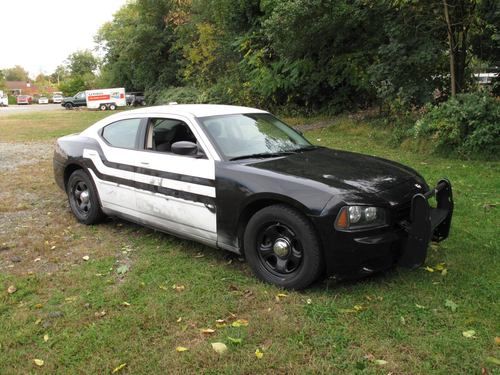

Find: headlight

[335,206,387,230]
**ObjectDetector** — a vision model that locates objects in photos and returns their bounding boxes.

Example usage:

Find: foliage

[66,50,98,77]
[3,65,30,81]
[413,92,500,158]
[0,69,5,89]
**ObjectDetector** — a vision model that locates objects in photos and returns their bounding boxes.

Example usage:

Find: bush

[413,93,500,159]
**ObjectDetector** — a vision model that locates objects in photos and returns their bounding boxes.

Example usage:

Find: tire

[67,169,105,225]
[109,103,117,111]
[65,103,73,110]
[99,104,107,111]
[244,204,323,289]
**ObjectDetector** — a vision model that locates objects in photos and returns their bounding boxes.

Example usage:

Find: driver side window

[145,118,204,157]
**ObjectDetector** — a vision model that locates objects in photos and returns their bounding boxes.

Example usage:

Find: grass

[0,110,498,374]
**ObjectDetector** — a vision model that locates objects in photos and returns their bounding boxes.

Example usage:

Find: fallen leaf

[227,336,242,344]
[445,299,458,312]
[374,359,388,365]
[43,334,49,342]
[82,255,90,261]
[495,337,500,346]
[112,363,127,373]
[176,317,182,323]
[306,298,312,305]
[159,285,169,291]
[201,328,216,334]
[255,348,264,359]
[215,319,226,324]
[194,253,205,258]
[176,346,189,352]
[172,284,185,292]
[7,285,17,294]
[211,342,228,355]
[33,359,44,366]
[424,266,434,273]
[441,268,448,276]
[462,330,476,338]
[415,304,426,309]
[485,356,500,366]
[400,316,406,325]
[434,263,446,271]
[94,310,106,318]
[116,265,129,275]
[121,302,131,307]
[231,319,249,327]
[34,319,42,325]
[35,303,43,309]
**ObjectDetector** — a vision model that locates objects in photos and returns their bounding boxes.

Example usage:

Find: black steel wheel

[244,204,323,289]
[67,169,104,224]
[65,103,73,110]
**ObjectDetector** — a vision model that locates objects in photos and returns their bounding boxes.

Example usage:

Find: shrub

[413,93,500,159]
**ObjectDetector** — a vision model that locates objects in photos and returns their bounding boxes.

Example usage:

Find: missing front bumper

[398,179,454,268]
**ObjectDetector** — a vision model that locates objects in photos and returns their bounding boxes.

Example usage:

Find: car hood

[246,147,423,195]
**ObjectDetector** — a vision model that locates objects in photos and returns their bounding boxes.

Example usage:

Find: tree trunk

[442,0,457,96]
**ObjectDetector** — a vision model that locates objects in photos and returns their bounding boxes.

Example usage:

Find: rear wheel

[244,204,323,289]
[109,103,117,110]
[67,170,104,224]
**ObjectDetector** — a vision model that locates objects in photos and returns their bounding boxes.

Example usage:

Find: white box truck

[0,90,8,107]
[85,88,126,110]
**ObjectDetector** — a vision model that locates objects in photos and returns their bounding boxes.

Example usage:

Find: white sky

[0,0,126,79]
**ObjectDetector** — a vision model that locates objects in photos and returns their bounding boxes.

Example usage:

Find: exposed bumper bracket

[398,179,454,268]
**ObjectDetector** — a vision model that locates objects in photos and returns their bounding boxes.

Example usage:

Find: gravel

[0,142,54,171]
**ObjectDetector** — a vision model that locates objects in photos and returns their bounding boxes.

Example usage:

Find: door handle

[140,161,150,166]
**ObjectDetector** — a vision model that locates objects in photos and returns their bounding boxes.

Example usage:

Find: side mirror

[171,141,198,156]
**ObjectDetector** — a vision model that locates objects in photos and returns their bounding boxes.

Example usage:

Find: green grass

[0,111,498,374]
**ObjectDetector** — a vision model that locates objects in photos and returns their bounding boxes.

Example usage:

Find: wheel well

[64,164,83,189]
[237,198,313,256]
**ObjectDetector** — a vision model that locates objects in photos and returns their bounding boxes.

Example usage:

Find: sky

[0,0,126,79]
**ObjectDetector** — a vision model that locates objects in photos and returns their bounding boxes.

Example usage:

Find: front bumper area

[397,179,454,268]
[316,179,454,279]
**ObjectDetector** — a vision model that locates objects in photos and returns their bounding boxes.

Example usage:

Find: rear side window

[102,119,142,149]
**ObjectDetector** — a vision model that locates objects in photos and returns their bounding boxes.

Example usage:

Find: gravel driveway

[0,141,54,171]
[0,104,64,116]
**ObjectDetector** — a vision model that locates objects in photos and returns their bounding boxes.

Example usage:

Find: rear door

[133,115,217,244]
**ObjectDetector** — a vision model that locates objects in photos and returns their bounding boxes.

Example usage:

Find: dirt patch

[0,142,135,276]
[0,141,54,171]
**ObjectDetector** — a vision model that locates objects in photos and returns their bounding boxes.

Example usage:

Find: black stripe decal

[101,160,215,187]
[84,159,215,205]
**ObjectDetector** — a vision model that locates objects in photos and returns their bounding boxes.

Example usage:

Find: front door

[134,116,217,244]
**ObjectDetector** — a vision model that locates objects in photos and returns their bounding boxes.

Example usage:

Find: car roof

[125,104,268,118]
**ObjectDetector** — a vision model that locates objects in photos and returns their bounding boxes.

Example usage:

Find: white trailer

[85,88,126,111]
[0,90,8,107]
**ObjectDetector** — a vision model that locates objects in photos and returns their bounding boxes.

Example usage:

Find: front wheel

[99,104,107,111]
[65,103,73,110]
[244,204,323,289]
[67,170,105,224]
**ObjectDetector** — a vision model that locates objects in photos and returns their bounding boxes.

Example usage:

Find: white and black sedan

[53,104,453,289]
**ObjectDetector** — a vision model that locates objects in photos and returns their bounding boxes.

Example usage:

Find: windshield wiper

[229,151,296,161]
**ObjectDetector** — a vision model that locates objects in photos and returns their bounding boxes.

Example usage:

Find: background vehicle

[16,95,32,105]
[38,96,49,104]
[52,94,63,104]
[86,88,126,110]
[126,92,146,106]
[61,88,126,110]
[0,91,8,107]
[61,92,87,109]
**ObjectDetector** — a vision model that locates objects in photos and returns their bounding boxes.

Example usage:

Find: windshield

[199,113,313,160]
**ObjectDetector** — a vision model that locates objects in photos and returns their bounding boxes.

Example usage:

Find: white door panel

[88,169,136,213]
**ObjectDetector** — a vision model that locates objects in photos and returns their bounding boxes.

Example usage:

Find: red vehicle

[16,95,32,105]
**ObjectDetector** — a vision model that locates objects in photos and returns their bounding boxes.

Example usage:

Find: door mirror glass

[171,141,198,156]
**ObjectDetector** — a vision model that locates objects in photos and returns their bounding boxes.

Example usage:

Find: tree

[0,70,5,89]
[3,65,30,81]
[442,0,477,96]
[50,65,70,86]
[66,50,99,77]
